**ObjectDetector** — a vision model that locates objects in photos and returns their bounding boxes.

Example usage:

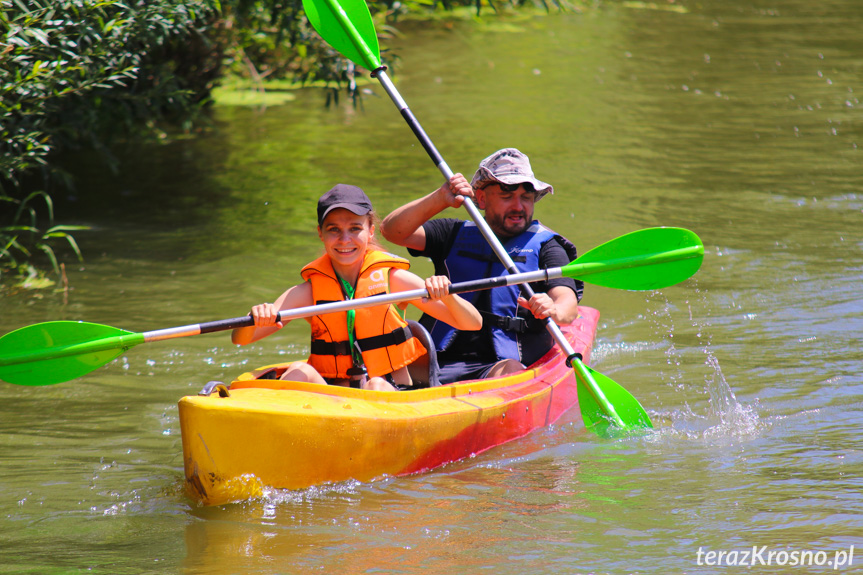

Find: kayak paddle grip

[196,315,256,335]
[448,276,509,295]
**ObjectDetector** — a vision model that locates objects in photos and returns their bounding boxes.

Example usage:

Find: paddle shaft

[0,235,700,375]
[372,69,626,428]
[0,267,559,370]
[145,240,704,346]
[144,267,559,343]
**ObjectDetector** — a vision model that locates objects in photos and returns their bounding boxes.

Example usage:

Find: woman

[232,184,482,391]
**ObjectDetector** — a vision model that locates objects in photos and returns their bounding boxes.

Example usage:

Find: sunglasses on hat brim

[480,181,535,193]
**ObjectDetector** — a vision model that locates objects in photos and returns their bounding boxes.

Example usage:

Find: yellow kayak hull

[179,308,599,506]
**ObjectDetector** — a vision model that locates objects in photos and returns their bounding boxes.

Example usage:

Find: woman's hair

[365,211,385,251]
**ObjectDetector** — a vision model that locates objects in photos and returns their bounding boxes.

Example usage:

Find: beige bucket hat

[469,148,554,201]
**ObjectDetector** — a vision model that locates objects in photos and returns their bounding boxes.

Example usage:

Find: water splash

[644,284,765,442]
[259,478,364,507]
[700,351,763,440]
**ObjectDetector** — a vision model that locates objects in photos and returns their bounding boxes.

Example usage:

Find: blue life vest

[429,220,566,362]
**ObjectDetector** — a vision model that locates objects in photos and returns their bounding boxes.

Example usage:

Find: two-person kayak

[179,307,599,506]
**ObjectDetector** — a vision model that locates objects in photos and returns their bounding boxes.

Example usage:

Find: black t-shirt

[408,218,583,365]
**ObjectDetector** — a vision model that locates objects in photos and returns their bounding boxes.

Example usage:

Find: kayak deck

[179,307,599,506]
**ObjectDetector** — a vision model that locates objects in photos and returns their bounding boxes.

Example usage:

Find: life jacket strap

[310,339,352,357]
[311,326,414,357]
[479,311,546,334]
[355,325,413,352]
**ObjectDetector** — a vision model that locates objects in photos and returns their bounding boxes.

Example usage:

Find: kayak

[178,307,600,506]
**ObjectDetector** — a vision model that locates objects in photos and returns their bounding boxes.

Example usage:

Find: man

[381,148,583,384]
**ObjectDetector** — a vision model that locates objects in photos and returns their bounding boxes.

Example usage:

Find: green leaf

[29,60,44,79]
[27,28,50,46]
[37,243,60,274]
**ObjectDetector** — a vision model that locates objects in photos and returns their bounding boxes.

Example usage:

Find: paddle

[0,227,702,387]
[300,0,691,434]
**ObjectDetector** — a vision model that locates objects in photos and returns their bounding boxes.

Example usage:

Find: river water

[2,0,862,572]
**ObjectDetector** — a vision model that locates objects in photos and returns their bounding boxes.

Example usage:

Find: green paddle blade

[562,227,704,291]
[0,321,143,386]
[575,362,653,437]
[302,0,381,71]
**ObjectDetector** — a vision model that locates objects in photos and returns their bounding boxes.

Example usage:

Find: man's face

[476,182,537,238]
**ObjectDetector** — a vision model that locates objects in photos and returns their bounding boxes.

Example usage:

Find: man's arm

[381,174,474,251]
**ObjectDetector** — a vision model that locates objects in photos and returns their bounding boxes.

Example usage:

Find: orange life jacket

[301,250,426,379]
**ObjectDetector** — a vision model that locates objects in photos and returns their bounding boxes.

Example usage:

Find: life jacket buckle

[499,315,528,333]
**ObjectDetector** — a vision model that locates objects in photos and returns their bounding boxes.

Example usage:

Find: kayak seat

[406,320,441,388]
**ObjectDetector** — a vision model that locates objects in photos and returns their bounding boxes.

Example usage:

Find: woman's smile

[318,209,374,276]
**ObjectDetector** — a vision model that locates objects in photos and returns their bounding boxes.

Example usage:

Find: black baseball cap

[317,184,373,225]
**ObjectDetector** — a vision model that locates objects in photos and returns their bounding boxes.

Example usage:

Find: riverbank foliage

[1,0,565,282]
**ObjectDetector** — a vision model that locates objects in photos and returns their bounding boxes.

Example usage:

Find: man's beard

[488,210,530,238]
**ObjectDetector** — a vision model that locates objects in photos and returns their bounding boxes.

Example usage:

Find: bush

[0,0,222,184]
[1,0,222,279]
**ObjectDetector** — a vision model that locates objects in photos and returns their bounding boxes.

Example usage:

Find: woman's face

[318,209,373,270]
